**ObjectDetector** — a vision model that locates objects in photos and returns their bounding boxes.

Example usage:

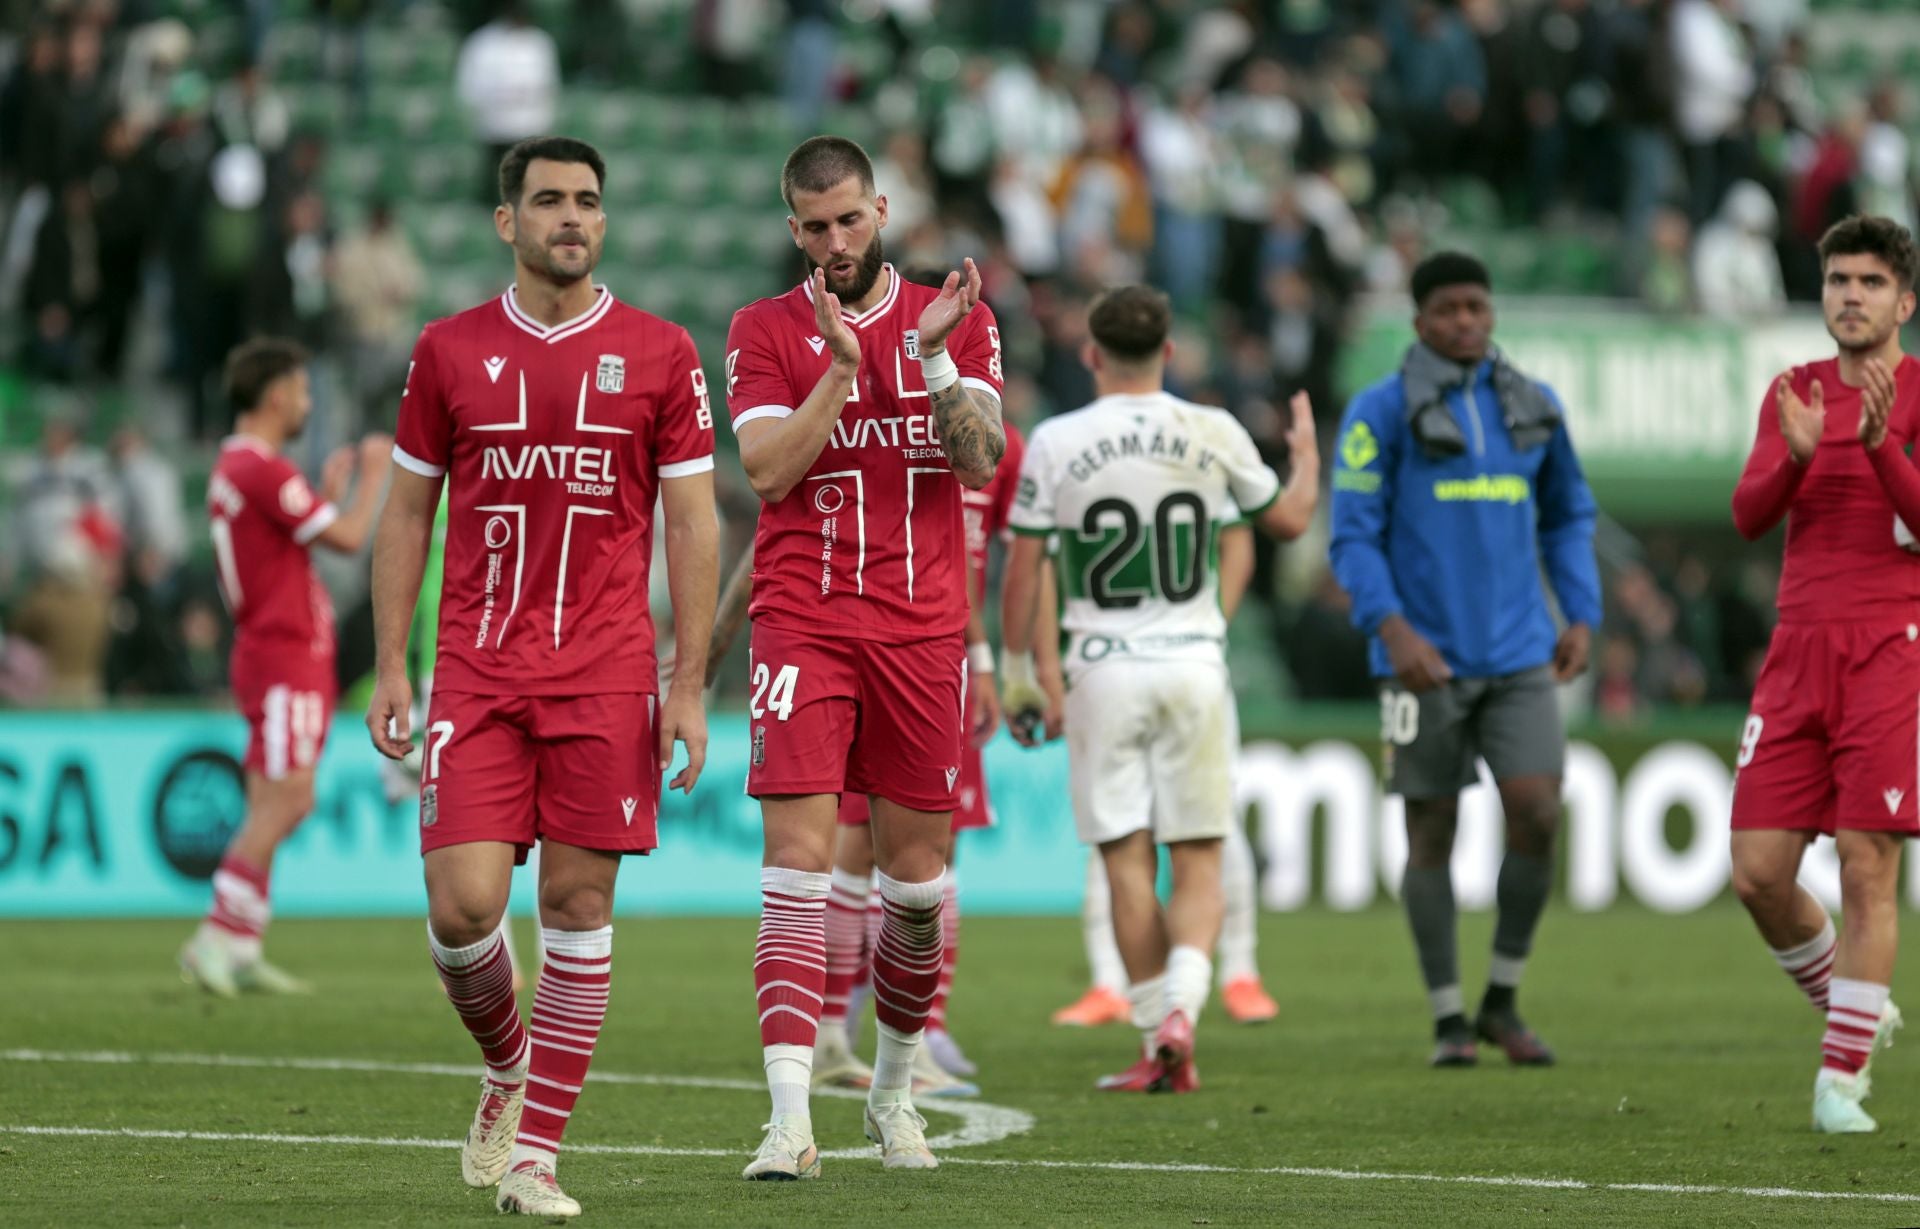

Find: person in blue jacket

[1330,251,1601,1068]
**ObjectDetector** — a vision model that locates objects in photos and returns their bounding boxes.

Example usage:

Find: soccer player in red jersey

[809,420,1025,1094]
[1729,215,1920,1134]
[725,136,1006,1178]
[366,137,719,1216]
[179,338,391,998]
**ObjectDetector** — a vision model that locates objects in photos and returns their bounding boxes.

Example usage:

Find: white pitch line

[0,1048,1033,1157]
[6,1123,1920,1206]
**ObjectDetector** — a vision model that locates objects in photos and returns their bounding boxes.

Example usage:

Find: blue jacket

[1329,360,1602,680]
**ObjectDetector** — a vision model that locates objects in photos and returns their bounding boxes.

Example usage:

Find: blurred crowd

[2,0,1912,712]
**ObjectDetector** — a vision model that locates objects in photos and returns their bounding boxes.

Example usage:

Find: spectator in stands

[986,49,1083,190]
[15,414,121,580]
[331,197,425,429]
[692,0,766,100]
[1049,90,1154,284]
[1639,204,1696,314]
[1858,81,1916,234]
[1607,0,1679,245]
[212,62,290,159]
[1519,0,1611,221]
[1672,0,1754,223]
[91,114,160,380]
[990,154,1060,278]
[1386,0,1487,184]
[929,56,997,227]
[872,131,937,237]
[109,427,189,591]
[1140,84,1223,312]
[1693,179,1785,319]
[782,0,837,132]
[1311,62,1381,209]
[455,0,559,202]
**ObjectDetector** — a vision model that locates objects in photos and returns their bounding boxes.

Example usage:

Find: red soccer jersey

[961,420,1025,597]
[208,436,338,665]
[1732,356,1920,621]
[724,267,1007,641]
[393,286,716,695]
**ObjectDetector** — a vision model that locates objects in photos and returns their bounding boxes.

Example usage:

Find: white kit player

[1001,285,1318,1092]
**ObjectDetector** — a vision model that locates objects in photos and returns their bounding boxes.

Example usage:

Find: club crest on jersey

[596,353,626,394]
[421,784,438,828]
[752,725,767,768]
[904,329,921,361]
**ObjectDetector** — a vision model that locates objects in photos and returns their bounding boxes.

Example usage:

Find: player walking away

[1000,285,1317,1093]
[366,136,719,1217]
[180,339,390,998]
[1052,523,1283,1029]
[1728,214,1920,1134]
[725,135,1006,1178]
[1329,251,1600,1069]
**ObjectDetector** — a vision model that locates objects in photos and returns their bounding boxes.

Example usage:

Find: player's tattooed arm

[931,381,1006,490]
[916,256,1006,489]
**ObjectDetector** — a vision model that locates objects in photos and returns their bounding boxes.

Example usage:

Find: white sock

[1128,973,1167,1055]
[870,1021,920,1100]
[1216,823,1259,984]
[1084,853,1128,993]
[1166,944,1212,1024]
[1429,984,1464,1020]
[764,1044,813,1125]
[1771,914,1837,1010]
[1487,953,1526,988]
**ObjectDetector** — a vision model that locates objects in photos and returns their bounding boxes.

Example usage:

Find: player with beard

[1729,215,1920,1133]
[368,136,719,1216]
[725,136,1007,1178]
[179,338,390,997]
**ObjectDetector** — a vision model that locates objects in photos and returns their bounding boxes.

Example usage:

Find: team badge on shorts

[596,353,626,394]
[421,784,438,828]
[752,725,766,768]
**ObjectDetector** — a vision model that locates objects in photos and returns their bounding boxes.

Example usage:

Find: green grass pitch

[2,905,1915,1226]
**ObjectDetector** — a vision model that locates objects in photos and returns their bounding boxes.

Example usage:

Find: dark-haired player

[1330,251,1600,1069]
[180,338,390,997]
[367,136,719,1216]
[724,135,1006,1178]
[1001,285,1317,1092]
[1728,214,1920,1133]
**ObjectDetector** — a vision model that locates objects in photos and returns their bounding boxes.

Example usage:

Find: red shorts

[1731,619,1920,835]
[418,690,660,860]
[836,742,993,831]
[231,648,335,780]
[747,624,966,813]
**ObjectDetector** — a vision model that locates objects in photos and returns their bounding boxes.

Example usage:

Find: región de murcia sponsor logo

[480,444,619,497]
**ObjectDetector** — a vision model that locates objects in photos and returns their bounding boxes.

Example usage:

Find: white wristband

[968,641,995,674]
[921,348,959,393]
[999,647,1037,693]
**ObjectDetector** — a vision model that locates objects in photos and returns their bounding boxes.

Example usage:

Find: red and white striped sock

[870,871,945,1093]
[1771,916,1837,1012]
[1821,977,1889,1077]
[202,854,271,963]
[928,870,960,1032]
[429,923,530,1081]
[821,866,870,1030]
[509,926,613,1171]
[757,867,830,1122]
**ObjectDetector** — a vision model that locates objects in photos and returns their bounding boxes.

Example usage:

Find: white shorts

[1066,659,1235,846]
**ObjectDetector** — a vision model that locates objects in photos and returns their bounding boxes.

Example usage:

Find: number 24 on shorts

[751,662,800,722]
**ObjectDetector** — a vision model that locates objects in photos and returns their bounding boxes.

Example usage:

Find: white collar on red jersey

[800,263,903,330]
[220,434,275,456]
[501,284,615,343]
